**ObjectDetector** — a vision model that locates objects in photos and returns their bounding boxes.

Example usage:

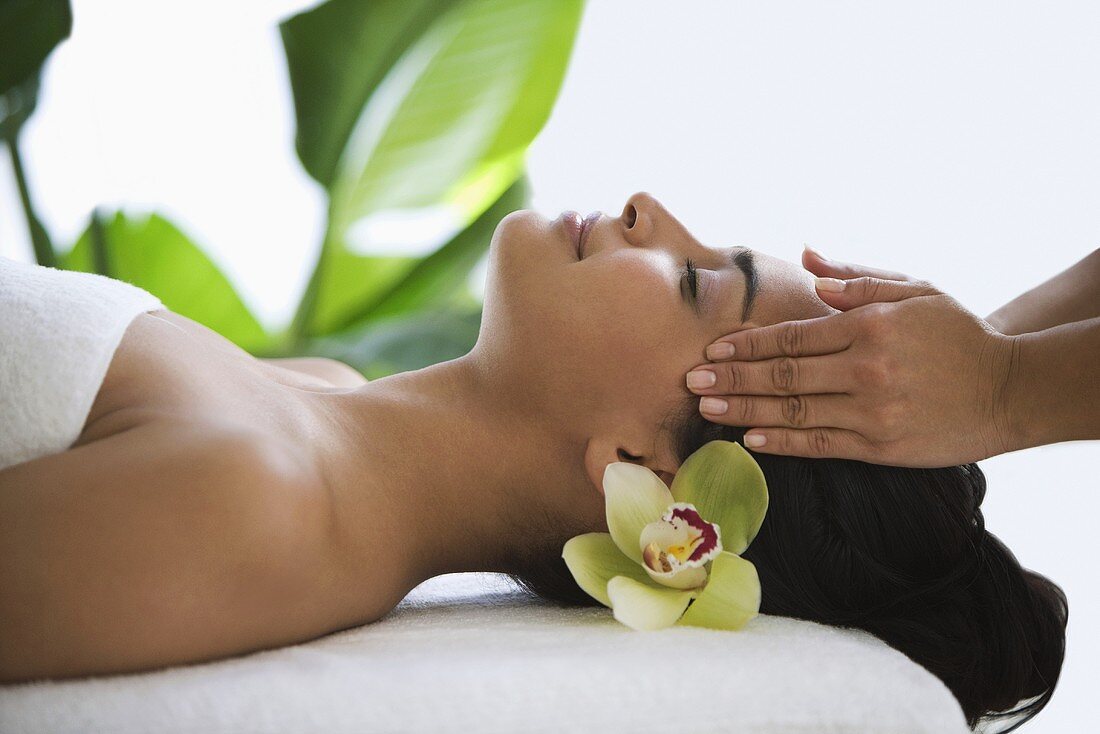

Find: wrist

[983,331,1027,456]
[993,332,1034,453]
[1002,321,1097,450]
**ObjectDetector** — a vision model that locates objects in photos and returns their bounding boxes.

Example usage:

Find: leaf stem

[89,207,113,276]
[5,130,55,267]
[286,212,335,354]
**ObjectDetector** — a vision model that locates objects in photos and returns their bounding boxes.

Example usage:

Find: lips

[578,211,602,259]
[559,210,603,259]
[559,210,584,257]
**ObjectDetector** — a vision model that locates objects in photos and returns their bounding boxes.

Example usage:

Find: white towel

[0,255,163,470]
[0,572,970,734]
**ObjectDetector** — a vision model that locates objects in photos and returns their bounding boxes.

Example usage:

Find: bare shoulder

[0,421,345,681]
[258,356,369,388]
[312,357,370,387]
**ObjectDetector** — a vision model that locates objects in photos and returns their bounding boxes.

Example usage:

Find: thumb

[814,275,939,310]
[802,245,916,282]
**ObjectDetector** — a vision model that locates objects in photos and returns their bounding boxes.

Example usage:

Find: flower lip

[578,211,602,259]
[640,502,723,571]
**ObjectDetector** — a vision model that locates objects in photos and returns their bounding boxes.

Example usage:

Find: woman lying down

[0,192,1065,731]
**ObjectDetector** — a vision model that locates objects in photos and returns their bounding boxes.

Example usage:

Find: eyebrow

[730,246,759,322]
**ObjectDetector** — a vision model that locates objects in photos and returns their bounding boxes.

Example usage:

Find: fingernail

[744,433,767,448]
[700,397,728,415]
[804,244,829,261]
[814,276,846,292]
[706,342,734,360]
[686,369,717,389]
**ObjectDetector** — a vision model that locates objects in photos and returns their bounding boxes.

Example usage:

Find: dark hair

[505,405,1067,732]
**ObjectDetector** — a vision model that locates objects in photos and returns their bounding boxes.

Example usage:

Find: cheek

[598,256,690,342]
[572,258,693,389]
[481,239,695,411]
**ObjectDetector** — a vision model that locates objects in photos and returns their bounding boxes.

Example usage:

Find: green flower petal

[677,551,761,631]
[561,532,658,608]
[670,440,768,555]
[604,462,675,564]
[606,575,696,631]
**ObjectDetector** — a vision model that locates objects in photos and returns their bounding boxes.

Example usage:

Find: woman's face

[479,191,835,496]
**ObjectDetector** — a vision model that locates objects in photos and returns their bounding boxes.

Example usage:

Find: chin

[490,208,576,264]
[480,208,576,361]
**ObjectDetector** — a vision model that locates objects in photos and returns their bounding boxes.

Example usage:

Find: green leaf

[280,0,465,188]
[561,532,658,609]
[3,75,55,266]
[606,575,696,632]
[0,74,39,141]
[0,0,71,97]
[284,0,581,236]
[334,175,529,332]
[313,174,528,336]
[671,440,769,555]
[62,211,270,353]
[604,462,675,565]
[304,306,483,378]
[308,247,421,337]
[677,551,761,631]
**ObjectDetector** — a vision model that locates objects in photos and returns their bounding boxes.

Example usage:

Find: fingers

[705,312,854,362]
[696,393,864,432]
[687,354,852,396]
[704,274,941,362]
[813,275,940,311]
[741,427,879,462]
[802,245,915,282]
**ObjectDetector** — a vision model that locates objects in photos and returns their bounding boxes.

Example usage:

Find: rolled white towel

[0,255,163,471]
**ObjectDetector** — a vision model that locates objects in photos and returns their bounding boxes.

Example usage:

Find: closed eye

[681,257,701,315]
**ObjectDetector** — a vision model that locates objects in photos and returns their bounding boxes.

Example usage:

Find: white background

[2,1,1096,730]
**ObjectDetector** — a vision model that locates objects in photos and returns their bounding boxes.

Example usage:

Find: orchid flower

[562,440,768,631]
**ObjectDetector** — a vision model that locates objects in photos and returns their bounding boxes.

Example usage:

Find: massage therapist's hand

[687,249,1020,468]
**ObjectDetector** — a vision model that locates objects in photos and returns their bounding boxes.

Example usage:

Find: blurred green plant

[1,0,71,268]
[2,0,584,375]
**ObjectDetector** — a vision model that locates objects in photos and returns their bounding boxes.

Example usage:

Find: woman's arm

[1005,315,1100,451]
[0,422,337,682]
[985,249,1100,335]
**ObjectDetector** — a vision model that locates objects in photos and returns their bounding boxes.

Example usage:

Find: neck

[306,351,602,599]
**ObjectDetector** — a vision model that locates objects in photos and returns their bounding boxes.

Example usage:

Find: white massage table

[0,572,969,733]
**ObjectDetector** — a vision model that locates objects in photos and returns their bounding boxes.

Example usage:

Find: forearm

[986,249,1100,335]
[1004,316,1100,451]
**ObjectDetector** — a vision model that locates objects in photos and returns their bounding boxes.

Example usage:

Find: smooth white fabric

[0,572,970,734]
[0,255,163,470]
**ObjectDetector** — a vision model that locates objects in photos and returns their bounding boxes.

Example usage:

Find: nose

[620,191,662,247]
